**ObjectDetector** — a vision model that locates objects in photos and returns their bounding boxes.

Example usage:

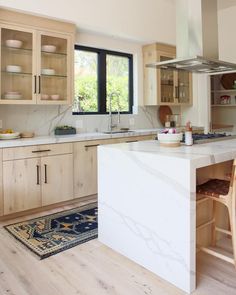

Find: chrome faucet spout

[108,93,121,133]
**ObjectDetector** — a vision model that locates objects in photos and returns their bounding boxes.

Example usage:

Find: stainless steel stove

[187,133,231,144]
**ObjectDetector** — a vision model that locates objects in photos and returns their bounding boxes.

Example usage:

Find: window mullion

[98,51,107,113]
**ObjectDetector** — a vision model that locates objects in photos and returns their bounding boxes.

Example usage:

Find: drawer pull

[44,164,48,184]
[32,149,51,153]
[38,75,41,94]
[126,140,138,143]
[36,165,40,185]
[34,75,37,94]
[84,144,99,150]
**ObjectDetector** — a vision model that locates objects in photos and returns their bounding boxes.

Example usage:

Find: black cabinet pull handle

[38,75,41,94]
[32,149,51,153]
[126,140,138,143]
[44,164,47,184]
[34,75,37,94]
[36,165,40,185]
[84,144,99,150]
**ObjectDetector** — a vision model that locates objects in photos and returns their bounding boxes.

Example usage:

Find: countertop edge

[0,129,160,148]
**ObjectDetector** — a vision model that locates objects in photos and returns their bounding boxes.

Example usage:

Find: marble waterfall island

[98,139,236,294]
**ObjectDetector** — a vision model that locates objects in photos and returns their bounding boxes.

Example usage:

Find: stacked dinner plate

[0,131,20,140]
[4,91,22,100]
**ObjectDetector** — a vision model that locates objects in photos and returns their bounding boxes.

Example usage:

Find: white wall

[218,0,236,62]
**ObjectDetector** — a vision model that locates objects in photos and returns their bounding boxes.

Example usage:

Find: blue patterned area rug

[4,203,98,259]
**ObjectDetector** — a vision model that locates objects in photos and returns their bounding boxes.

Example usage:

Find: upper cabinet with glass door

[143,43,192,106]
[38,33,71,104]
[1,25,36,104]
[0,8,75,105]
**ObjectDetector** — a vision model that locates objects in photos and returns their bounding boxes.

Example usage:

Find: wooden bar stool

[196,159,236,267]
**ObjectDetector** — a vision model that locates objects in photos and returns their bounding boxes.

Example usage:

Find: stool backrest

[230,160,236,207]
[230,160,236,188]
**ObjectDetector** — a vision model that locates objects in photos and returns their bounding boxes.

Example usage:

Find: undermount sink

[103,130,134,134]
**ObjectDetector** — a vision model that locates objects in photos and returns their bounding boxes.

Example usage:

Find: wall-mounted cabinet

[143,43,192,106]
[0,9,75,105]
[210,73,235,131]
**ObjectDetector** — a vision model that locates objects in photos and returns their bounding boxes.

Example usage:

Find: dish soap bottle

[185,121,193,146]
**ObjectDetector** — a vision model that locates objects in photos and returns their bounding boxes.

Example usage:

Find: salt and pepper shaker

[185,121,193,146]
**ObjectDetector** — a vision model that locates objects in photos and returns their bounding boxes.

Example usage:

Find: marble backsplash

[0,105,166,136]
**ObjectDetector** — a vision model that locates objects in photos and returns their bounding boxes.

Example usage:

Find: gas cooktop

[183,133,231,144]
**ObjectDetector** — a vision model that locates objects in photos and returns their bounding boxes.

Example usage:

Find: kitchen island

[98,139,236,294]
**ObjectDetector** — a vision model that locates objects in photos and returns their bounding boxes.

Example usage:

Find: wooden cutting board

[158,106,172,126]
[221,73,236,89]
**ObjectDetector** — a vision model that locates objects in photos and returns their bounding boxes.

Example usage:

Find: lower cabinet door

[3,158,41,215]
[41,154,73,206]
[73,141,100,198]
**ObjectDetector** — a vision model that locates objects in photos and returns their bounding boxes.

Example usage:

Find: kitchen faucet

[108,93,121,133]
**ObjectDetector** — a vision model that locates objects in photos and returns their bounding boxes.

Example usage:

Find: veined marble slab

[98,139,236,294]
[0,129,160,148]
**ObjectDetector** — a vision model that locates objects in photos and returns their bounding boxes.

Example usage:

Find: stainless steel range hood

[147,0,236,74]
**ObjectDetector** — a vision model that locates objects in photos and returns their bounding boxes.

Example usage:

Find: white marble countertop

[0,128,160,148]
[101,138,236,169]
[98,135,236,293]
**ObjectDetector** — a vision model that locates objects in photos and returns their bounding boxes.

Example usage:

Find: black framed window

[73,45,133,114]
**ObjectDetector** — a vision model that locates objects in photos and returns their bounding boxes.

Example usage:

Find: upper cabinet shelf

[142,43,192,106]
[211,73,236,106]
[0,8,76,105]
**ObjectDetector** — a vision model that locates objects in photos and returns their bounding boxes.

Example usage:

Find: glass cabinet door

[159,55,175,104]
[39,33,68,103]
[1,26,35,103]
[177,71,191,104]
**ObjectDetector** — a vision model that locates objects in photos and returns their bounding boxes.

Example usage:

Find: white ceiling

[0,0,176,44]
[1,0,236,57]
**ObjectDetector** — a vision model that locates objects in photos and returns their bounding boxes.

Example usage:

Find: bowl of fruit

[0,129,20,140]
[157,128,183,147]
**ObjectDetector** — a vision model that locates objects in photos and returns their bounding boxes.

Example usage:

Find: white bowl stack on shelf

[4,91,22,100]
[51,94,60,100]
[5,39,23,48]
[6,65,22,73]
[157,129,183,147]
[41,45,56,53]
[41,68,55,75]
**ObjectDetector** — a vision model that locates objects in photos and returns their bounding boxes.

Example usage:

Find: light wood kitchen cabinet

[0,149,3,217]
[210,73,235,132]
[143,43,192,106]
[0,8,75,105]
[74,140,101,198]
[41,154,73,206]
[2,143,73,215]
[73,135,155,199]
[3,157,41,215]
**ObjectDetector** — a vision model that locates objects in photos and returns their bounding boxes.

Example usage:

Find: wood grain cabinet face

[0,150,3,216]
[73,141,100,199]
[143,43,192,106]
[0,9,75,105]
[3,158,41,215]
[2,143,73,215]
[73,136,155,198]
[41,154,73,206]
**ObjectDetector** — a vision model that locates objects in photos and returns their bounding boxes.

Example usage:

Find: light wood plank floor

[0,201,236,295]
